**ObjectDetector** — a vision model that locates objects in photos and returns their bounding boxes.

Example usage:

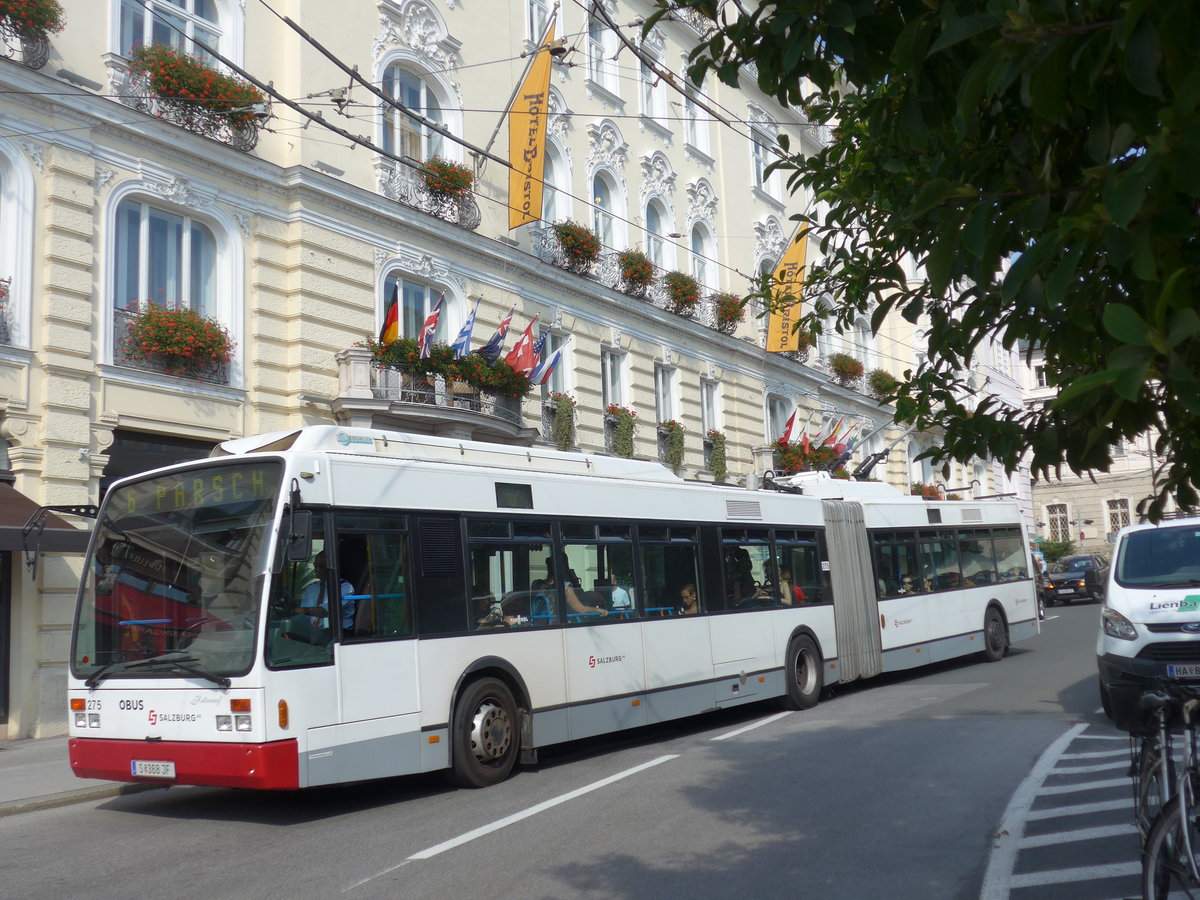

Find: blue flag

[478,306,514,364]
[450,298,480,359]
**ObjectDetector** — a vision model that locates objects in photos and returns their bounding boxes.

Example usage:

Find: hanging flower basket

[910,481,942,500]
[658,419,685,474]
[605,404,637,457]
[361,336,534,400]
[706,429,728,483]
[551,220,602,275]
[0,0,64,41]
[123,303,234,381]
[129,44,265,129]
[827,351,864,388]
[548,391,576,451]
[420,156,474,202]
[617,249,655,297]
[775,437,841,474]
[866,367,900,402]
[664,271,701,316]
[714,292,744,334]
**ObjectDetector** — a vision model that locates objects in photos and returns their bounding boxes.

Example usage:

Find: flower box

[420,157,474,202]
[551,221,602,275]
[617,249,655,297]
[122,303,234,382]
[664,271,700,316]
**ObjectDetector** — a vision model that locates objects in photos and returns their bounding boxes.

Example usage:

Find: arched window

[382,66,446,160]
[0,140,33,349]
[691,223,715,289]
[587,10,619,95]
[113,198,216,314]
[592,172,619,248]
[383,274,453,344]
[645,200,665,267]
[119,0,221,61]
[542,144,570,223]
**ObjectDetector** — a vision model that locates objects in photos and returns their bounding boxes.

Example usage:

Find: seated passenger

[677,583,699,615]
[779,566,806,605]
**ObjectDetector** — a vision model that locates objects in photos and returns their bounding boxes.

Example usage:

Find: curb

[0,781,164,818]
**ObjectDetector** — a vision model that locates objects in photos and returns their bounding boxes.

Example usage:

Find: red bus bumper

[68,737,300,790]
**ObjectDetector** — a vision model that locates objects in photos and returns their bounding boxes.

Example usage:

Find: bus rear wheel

[782,634,823,710]
[448,677,519,788]
[983,607,1008,662]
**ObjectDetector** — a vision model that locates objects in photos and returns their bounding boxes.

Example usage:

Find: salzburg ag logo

[148,710,157,726]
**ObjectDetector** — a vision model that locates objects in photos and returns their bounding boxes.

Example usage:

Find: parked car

[1043,553,1109,605]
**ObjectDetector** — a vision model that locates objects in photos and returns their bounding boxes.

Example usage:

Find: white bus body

[67,427,1037,789]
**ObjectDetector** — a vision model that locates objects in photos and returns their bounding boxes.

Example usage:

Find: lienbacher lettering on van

[1149,597,1200,611]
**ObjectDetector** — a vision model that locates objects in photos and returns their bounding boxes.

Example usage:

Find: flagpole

[480,5,560,165]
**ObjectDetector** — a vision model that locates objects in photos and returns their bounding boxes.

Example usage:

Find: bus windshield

[71,460,283,684]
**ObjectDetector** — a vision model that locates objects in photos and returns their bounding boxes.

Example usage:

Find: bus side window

[266,517,335,668]
[639,529,701,617]
[346,527,411,640]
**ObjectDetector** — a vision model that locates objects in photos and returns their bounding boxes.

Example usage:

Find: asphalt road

[1,605,1116,900]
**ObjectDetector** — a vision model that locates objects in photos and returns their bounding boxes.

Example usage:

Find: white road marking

[1008,861,1141,888]
[1073,733,1127,740]
[1037,777,1129,794]
[1018,823,1137,847]
[345,754,679,891]
[1060,748,1127,759]
[979,722,1088,900]
[1052,759,1130,774]
[710,710,793,741]
[1026,798,1131,820]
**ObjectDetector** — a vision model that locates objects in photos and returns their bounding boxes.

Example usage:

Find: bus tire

[448,677,518,788]
[983,607,1008,662]
[782,634,823,710]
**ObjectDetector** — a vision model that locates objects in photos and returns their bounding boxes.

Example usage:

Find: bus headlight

[1102,607,1138,641]
[216,715,233,732]
[74,712,88,728]
[234,715,252,732]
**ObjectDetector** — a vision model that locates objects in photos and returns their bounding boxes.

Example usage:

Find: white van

[1097,515,1200,731]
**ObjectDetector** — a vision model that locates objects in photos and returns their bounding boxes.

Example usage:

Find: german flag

[379,284,399,346]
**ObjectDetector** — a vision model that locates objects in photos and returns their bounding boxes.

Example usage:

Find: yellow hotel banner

[766,226,809,352]
[508,23,555,230]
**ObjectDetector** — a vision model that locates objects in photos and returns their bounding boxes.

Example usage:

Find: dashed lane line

[1026,798,1131,820]
[1037,777,1129,795]
[1052,759,1130,774]
[345,754,680,891]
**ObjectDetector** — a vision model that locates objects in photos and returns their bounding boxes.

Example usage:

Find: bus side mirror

[285,510,312,563]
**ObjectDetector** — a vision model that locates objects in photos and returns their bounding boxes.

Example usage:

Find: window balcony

[375,159,482,231]
[333,347,537,445]
[111,305,231,385]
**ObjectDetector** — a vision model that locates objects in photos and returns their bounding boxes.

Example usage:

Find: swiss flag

[503,316,539,374]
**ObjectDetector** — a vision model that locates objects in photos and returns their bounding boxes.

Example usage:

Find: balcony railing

[376,159,482,231]
[370,367,523,428]
[111,305,231,385]
[334,348,537,444]
[0,277,10,345]
[0,19,49,70]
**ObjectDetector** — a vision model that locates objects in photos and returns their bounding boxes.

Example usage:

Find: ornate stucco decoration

[374,0,464,101]
[19,141,43,172]
[547,88,572,157]
[94,167,116,191]
[754,216,787,265]
[586,119,628,174]
[639,151,676,209]
[146,175,210,210]
[685,178,717,229]
[388,248,465,293]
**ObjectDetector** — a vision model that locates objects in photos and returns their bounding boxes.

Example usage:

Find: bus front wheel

[448,677,519,788]
[782,634,823,710]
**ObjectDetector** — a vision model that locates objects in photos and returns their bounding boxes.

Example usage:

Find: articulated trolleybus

[67,426,1037,790]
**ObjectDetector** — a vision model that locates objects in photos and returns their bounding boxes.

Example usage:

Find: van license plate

[131,760,175,779]
[1167,665,1200,679]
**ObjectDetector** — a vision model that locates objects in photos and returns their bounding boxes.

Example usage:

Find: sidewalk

[0,736,155,817]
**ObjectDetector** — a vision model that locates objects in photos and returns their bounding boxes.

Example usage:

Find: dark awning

[0,482,91,553]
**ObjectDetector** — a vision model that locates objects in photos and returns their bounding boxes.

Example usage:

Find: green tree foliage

[654,0,1200,519]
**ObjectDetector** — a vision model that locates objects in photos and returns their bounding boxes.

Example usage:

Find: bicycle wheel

[1142,799,1200,899]
[1138,737,1177,841]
